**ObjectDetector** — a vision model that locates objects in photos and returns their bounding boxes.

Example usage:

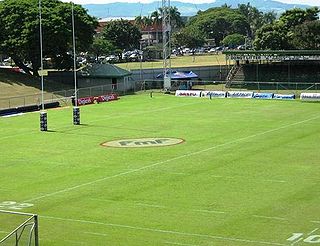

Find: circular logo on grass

[101,138,184,148]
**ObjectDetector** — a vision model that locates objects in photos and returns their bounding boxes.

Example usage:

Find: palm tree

[142,15,153,45]
[135,15,144,28]
[151,10,161,43]
[159,6,184,32]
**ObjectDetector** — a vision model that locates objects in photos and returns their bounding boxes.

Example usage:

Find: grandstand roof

[223,50,320,61]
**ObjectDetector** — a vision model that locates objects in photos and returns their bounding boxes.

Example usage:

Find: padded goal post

[0,210,39,246]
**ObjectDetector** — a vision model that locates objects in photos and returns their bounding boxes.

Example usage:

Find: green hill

[0,68,74,109]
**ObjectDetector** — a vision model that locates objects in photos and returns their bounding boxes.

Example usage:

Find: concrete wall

[129,65,229,82]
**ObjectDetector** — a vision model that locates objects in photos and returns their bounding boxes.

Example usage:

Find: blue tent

[156,70,198,80]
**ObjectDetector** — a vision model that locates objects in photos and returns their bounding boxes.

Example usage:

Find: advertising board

[300,93,320,101]
[273,94,295,100]
[175,90,202,97]
[253,92,274,99]
[227,91,254,98]
[201,91,226,98]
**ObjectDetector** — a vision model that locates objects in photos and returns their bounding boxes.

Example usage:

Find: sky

[61,0,320,6]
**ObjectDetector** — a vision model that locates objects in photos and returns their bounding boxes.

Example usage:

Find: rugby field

[0,93,319,245]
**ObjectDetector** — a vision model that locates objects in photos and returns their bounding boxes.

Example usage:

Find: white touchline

[41,215,287,246]
[23,115,320,203]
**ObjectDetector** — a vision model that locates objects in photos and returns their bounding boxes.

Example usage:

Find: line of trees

[0,0,319,77]
[0,0,97,76]
[172,4,319,51]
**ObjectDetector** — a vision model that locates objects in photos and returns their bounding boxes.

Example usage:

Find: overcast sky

[61,0,320,6]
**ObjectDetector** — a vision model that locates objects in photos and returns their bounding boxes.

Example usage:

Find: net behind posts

[0,210,39,246]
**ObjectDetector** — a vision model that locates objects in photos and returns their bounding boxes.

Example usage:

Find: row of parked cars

[172,45,248,56]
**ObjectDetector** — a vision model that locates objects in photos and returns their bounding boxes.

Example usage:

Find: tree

[158,6,184,31]
[186,7,250,45]
[278,7,319,29]
[222,34,245,48]
[172,27,205,49]
[253,7,320,50]
[135,15,153,45]
[253,23,290,50]
[90,36,115,61]
[151,10,161,43]
[102,19,141,52]
[0,0,97,76]
[291,20,320,49]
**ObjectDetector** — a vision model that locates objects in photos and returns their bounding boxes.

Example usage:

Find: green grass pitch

[0,93,320,245]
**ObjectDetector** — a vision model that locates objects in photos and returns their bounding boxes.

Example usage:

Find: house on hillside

[97,18,162,45]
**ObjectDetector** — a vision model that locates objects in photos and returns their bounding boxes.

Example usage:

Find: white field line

[63,239,86,245]
[23,115,320,203]
[41,215,287,246]
[308,228,319,235]
[311,221,320,224]
[264,179,287,183]
[211,175,286,184]
[166,172,187,175]
[164,241,199,246]
[89,198,117,203]
[193,209,226,214]
[83,231,108,237]
[253,215,288,221]
[135,203,166,208]
[0,101,201,141]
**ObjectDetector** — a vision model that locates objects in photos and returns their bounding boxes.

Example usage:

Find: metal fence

[1,80,320,110]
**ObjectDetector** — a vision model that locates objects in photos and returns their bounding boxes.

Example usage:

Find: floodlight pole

[162,0,171,91]
[39,0,47,131]
[72,2,80,125]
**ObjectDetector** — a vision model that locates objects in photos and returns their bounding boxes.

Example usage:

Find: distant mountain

[83,0,313,19]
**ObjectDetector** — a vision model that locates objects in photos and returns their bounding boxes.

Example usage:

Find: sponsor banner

[96,93,118,103]
[175,90,201,97]
[201,91,226,98]
[300,93,320,101]
[273,94,295,100]
[227,91,254,98]
[101,138,184,148]
[253,92,274,99]
[77,97,94,106]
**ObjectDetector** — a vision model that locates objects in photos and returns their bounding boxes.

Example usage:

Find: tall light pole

[39,0,47,131]
[162,0,171,91]
[72,2,80,125]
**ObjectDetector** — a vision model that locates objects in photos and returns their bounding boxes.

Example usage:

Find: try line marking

[41,215,287,246]
[23,115,320,203]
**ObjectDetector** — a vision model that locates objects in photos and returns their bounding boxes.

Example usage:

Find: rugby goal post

[0,210,39,246]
